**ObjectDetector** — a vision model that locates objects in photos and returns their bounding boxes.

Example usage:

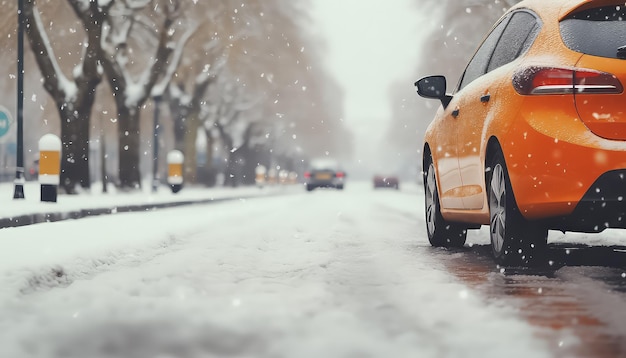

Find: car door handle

[451,108,460,118]
[480,94,491,103]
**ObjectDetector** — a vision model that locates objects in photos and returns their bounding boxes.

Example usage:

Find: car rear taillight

[513,67,623,95]
[304,171,311,179]
[336,172,345,178]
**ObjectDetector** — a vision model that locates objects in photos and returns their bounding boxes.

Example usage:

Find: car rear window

[560,5,626,59]
[310,159,339,171]
[488,11,540,72]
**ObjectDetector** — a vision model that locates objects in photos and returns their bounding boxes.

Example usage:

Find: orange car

[415,0,626,266]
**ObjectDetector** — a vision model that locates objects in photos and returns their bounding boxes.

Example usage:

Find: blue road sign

[0,107,12,138]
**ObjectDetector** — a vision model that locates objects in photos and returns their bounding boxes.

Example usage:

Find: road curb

[0,197,237,230]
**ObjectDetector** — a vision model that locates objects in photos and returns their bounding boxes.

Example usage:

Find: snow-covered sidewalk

[0,181,298,228]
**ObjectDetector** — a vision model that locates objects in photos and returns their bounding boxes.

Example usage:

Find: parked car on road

[304,158,345,191]
[373,175,399,190]
[415,0,626,266]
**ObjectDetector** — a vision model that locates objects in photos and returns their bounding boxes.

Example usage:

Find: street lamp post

[14,0,25,199]
[151,95,162,192]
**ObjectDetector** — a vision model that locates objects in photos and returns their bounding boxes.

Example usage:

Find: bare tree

[161,0,350,186]
[166,30,227,185]
[99,0,194,189]
[205,73,259,187]
[167,64,222,184]
[222,0,352,162]
[2,0,367,190]
[23,0,112,193]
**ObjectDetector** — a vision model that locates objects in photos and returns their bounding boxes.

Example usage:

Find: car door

[431,95,464,210]
[447,15,508,209]
[455,11,541,210]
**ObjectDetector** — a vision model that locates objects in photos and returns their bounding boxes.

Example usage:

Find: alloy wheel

[426,163,437,237]
[490,163,506,255]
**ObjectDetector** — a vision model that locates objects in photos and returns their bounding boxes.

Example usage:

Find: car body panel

[574,56,626,140]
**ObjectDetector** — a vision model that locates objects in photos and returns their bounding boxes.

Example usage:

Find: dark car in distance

[373,175,399,190]
[304,158,345,191]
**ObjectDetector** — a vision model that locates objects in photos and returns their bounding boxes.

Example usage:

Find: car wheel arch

[422,144,442,211]
[485,136,525,214]
[423,147,467,248]
[485,137,503,180]
[422,144,433,179]
[486,143,548,266]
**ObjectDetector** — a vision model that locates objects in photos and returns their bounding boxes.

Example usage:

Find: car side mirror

[415,75,452,109]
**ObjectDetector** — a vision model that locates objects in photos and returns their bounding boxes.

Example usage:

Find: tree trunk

[173,113,187,152]
[201,130,217,187]
[224,153,236,187]
[57,105,91,194]
[117,107,142,189]
[169,95,188,152]
[100,133,107,193]
[223,146,240,188]
[183,117,200,183]
[242,145,262,186]
[236,146,254,186]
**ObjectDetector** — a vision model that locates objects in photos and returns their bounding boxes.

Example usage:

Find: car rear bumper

[503,111,626,225]
[306,179,344,189]
[544,170,626,232]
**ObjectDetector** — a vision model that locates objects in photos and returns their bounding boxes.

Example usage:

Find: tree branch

[24,0,73,101]
[151,24,197,98]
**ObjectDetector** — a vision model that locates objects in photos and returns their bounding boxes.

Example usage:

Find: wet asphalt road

[428,243,626,357]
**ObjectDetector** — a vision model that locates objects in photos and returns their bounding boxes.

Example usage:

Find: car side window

[458,15,509,91]
[487,11,540,72]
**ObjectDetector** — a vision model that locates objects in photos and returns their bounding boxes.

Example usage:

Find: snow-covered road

[0,182,555,358]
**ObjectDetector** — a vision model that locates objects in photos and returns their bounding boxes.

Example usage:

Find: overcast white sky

[309,1,423,168]
[310,1,421,122]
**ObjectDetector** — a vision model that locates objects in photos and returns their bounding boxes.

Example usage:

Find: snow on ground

[0,178,625,358]
[0,181,560,358]
[467,217,626,248]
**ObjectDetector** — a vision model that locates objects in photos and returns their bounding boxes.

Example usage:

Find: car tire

[337,185,344,190]
[488,150,548,267]
[424,155,467,248]
[306,184,314,192]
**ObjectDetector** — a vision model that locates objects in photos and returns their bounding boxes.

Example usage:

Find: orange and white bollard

[288,171,298,185]
[38,134,61,202]
[255,165,266,188]
[267,168,277,185]
[279,170,289,185]
[167,150,184,194]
